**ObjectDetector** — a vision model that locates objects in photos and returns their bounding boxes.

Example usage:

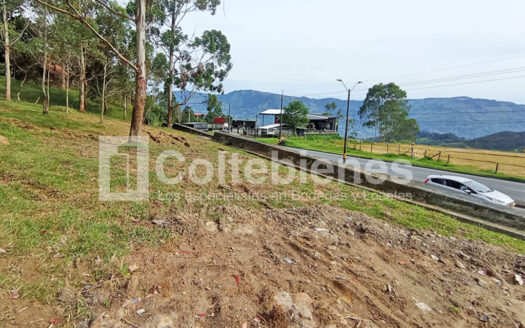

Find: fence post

[495,163,499,174]
[447,154,450,164]
[411,147,414,159]
[387,143,389,153]
[423,150,427,158]
[398,144,400,154]
[438,152,441,162]
[371,143,373,153]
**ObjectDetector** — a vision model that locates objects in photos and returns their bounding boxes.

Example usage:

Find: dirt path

[78,205,525,328]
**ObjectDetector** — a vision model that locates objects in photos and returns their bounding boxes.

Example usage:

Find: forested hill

[182,90,525,139]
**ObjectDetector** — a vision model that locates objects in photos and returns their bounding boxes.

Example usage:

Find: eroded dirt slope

[78,205,525,328]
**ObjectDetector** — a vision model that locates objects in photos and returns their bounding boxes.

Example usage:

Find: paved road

[287,147,525,205]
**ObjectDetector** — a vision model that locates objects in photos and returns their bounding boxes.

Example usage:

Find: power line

[362,53,525,84]
[303,73,525,99]
[403,74,525,91]
[400,67,525,87]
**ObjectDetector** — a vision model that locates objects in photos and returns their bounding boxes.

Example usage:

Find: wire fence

[348,140,525,177]
[299,135,525,177]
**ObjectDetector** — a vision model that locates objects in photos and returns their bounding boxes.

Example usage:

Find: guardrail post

[495,163,499,174]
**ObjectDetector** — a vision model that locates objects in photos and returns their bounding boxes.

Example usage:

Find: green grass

[0,90,167,306]
[325,185,525,252]
[257,136,525,182]
[0,77,524,312]
[0,76,128,121]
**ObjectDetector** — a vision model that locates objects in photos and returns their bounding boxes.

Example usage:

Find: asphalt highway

[287,147,525,205]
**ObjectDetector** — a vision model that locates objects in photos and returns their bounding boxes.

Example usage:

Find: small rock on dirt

[274,291,293,312]
[128,264,139,273]
[152,219,168,227]
[0,135,9,145]
[479,313,489,322]
[415,301,432,312]
[455,259,466,269]
[515,274,524,286]
[294,293,314,320]
[204,221,218,233]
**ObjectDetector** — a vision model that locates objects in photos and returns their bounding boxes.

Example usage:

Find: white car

[424,175,515,208]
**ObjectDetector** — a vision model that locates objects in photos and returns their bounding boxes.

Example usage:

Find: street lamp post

[337,79,362,162]
[279,91,283,139]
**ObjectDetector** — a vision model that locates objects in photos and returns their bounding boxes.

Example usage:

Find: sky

[181,0,525,103]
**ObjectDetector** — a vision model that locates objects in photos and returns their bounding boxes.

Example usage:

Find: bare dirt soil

[63,205,525,328]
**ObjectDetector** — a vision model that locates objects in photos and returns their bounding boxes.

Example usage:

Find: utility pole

[337,79,362,162]
[343,88,351,161]
[279,91,283,139]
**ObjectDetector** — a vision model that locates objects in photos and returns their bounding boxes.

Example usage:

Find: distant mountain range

[178,90,525,139]
[417,131,525,152]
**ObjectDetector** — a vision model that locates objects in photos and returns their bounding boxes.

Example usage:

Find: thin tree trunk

[100,62,106,124]
[42,55,48,114]
[42,8,48,115]
[166,10,175,127]
[46,68,50,105]
[60,63,66,89]
[2,0,11,101]
[79,45,86,112]
[66,64,69,113]
[84,73,88,111]
[124,94,127,119]
[175,102,181,123]
[129,0,147,138]
[17,71,27,101]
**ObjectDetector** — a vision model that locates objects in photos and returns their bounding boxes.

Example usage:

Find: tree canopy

[359,83,420,142]
[6,0,232,137]
[282,100,309,133]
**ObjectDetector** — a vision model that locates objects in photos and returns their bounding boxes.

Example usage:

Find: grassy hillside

[0,83,524,325]
[0,76,128,121]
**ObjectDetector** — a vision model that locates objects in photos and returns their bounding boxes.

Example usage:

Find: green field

[257,135,525,182]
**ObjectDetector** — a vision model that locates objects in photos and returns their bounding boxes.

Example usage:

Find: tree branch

[10,20,30,45]
[33,0,138,71]
[92,0,134,21]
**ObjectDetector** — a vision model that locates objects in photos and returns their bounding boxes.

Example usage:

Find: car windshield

[463,180,493,193]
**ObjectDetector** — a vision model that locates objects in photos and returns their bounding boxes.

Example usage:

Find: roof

[307,114,337,120]
[259,109,282,115]
[427,175,472,183]
[258,123,282,129]
[259,109,336,120]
